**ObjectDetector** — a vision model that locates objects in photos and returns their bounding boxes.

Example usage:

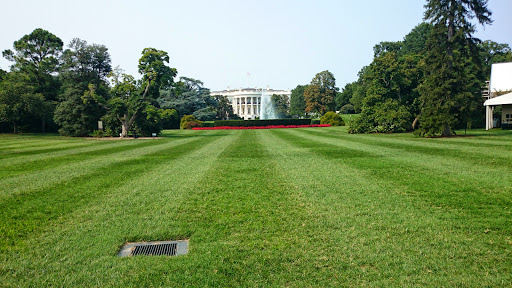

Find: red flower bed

[193,124,331,130]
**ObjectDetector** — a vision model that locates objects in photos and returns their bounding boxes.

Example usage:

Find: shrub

[160,109,180,129]
[311,119,321,124]
[181,115,203,129]
[340,104,355,114]
[92,130,103,138]
[320,111,345,126]
[201,121,215,127]
[348,99,410,133]
[133,104,163,136]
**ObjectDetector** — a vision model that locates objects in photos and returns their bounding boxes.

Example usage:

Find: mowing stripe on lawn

[276,128,512,233]
[0,131,224,253]
[0,137,195,199]
[0,139,160,179]
[0,130,235,287]
[302,128,512,166]
[264,129,511,286]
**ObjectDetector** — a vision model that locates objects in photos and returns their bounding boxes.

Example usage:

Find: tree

[417,0,492,137]
[54,39,112,136]
[289,85,307,117]
[479,40,512,77]
[336,83,355,111]
[0,72,45,133]
[158,76,218,120]
[2,28,63,132]
[271,94,290,118]
[304,70,338,116]
[108,48,177,137]
[214,95,235,120]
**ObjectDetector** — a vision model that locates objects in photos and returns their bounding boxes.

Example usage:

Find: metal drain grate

[132,242,177,256]
[118,240,188,257]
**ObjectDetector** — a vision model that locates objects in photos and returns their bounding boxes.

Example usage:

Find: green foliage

[271,94,289,118]
[339,104,355,114]
[180,114,202,129]
[214,118,312,127]
[193,106,217,121]
[310,118,321,125]
[138,48,177,100]
[91,130,103,138]
[349,99,411,133]
[479,40,512,78]
[2,28,64,132]
[417,0,492,137]
[0,72,45,133]
[54,38,112,137]
[214,95,235,120]
[54,85,107,136]
[201,121,215,128]
[304,70,338,115]
[132,103,163,136]
[158,77,214,118]
[320,111,344,126]
[160,108,180,129]
[289,85,307,117]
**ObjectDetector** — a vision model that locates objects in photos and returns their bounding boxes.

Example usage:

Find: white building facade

[211,87,291,120]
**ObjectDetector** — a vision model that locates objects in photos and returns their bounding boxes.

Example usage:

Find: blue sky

[1,0,511,91]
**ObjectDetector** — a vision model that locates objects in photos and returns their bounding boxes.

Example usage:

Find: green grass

[0,128,511,287]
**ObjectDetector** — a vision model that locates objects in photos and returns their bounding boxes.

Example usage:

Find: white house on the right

[484,62,512,130]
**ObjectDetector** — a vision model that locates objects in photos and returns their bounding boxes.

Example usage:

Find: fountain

[260,90,278,119]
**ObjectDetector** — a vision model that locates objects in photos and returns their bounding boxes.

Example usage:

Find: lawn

[0,127,511,287]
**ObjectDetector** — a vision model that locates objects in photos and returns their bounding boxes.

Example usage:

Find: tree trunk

[442,123,452,137]
[13,122,17,134]
[41,118,46,133]
[121,123,128,138]
[412,115,420,129]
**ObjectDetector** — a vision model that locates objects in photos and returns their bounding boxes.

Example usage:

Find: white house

[211,87,291,120]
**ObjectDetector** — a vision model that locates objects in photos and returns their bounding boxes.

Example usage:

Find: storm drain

[118,240,188,257]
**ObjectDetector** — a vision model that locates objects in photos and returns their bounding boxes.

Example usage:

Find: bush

[160,109,180,129]
[201,121,215,127]
[348,99,410,133]
[91,130,103,138]
[320,111,345,126]
[311,118,321,125]
[214,118,311,127]
[340,104,355,114]
[133,104,162,136]
[181,115,203,129]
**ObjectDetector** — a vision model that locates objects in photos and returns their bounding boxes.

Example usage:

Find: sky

[1,0,511,92]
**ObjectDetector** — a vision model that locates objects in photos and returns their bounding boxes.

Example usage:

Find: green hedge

[201,121,215,127]
[214,119,313,127]
[311,119,321,124]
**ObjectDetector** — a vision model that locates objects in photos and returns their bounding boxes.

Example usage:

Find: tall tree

[2,28,63,132]
[0,72,45,133]
[54,38,112,136]
[289,85,307,117]
[108,48,177,137]
[417,0,492,137]
[304,70,338,116]
[158,77,214,119]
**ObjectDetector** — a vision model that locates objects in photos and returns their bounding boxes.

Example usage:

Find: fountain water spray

[260,89,278,120]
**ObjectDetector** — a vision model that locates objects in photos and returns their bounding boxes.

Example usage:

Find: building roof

[484,92,512,106]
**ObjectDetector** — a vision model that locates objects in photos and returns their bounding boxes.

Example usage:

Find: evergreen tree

[417,0,492,137]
